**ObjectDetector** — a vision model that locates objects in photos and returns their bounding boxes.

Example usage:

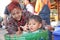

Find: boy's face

[28,19,42,32]
[11,8,22,21]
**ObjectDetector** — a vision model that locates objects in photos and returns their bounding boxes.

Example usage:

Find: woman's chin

[17,19,20,21]
[16,19,20,21]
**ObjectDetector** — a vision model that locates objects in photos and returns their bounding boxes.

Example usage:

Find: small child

[27,15,48,40]
[28,15,42,32]
[23,15,43,33]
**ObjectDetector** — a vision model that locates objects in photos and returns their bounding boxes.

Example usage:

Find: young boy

[28,15,42,32]
[27,15,48,40]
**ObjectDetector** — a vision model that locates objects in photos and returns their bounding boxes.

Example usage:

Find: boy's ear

[39,23,42,28]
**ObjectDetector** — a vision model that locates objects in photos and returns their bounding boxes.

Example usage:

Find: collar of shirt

[26,4,32,9]
[31,29,43,33]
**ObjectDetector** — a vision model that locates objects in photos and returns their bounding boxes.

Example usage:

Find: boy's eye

[33,23,35,25]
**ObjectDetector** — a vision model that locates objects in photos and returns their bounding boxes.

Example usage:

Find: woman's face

[11,8,22,21]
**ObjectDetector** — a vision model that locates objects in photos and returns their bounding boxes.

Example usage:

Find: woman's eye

[33,23,35,25]
[12,13,15,15]
[17,12,19,14]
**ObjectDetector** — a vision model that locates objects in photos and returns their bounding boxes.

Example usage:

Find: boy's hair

[29,15,42,23]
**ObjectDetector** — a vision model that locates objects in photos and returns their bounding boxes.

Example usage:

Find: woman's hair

[7,1,21,13]
[29,15,42,23]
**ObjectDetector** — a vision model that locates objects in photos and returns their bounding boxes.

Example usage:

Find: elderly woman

[5,1,33,34]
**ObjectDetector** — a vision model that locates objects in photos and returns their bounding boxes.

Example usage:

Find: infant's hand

[23,24,29,32]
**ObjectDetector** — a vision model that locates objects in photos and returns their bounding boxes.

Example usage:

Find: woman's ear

[39,23,42,28]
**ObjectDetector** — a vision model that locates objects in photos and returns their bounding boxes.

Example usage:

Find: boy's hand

[22,23,29,32]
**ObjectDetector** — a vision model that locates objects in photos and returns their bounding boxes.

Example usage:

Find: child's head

[8,2,22,21]
[24,0,31,5]
[28,15,42,32]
